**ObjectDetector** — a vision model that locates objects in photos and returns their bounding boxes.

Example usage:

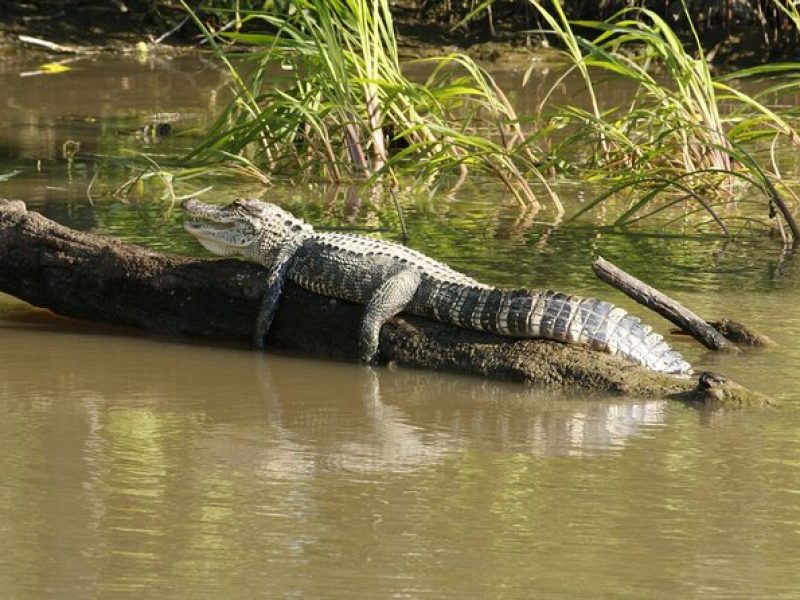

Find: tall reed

[524,0,800,239]
[181,0,556,208]
[177,0,800,240]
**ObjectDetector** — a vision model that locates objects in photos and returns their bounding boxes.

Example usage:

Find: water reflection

[0,53,231,219]
[0,316,671,593]
[1,314,799,597]
[0,313,673,478]
[2,53,800,597]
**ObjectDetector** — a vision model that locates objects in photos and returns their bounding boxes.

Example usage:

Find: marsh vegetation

[5,1,798,241]
[161,1,800,244]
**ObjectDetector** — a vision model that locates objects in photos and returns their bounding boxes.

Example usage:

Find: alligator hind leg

[359,269,422,363]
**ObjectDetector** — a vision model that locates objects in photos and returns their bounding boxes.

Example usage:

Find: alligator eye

[291,224,303,231]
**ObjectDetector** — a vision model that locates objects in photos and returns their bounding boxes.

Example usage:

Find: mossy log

[0,200,770,408]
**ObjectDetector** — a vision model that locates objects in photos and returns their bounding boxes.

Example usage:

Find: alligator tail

[425,286,691,374]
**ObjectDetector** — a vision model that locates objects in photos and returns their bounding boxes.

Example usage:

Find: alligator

[182,198,692,375]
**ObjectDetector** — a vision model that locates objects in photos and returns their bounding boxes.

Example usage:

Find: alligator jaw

[182,198,229,223]
[181,198,258,256]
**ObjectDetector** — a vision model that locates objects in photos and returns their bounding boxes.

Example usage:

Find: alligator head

[182,198,313,265]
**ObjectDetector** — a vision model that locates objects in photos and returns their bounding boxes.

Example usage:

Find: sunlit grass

[178,0,558,210]
[159,0,800,243]
[0,171,21,182]
[523,0,800,240]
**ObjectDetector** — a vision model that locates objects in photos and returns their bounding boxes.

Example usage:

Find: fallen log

[0,200,770,407]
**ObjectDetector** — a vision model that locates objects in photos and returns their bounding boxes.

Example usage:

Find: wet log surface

[0,200,770,408]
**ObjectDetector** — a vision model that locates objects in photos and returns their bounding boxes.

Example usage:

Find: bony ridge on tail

[183,198,693,375]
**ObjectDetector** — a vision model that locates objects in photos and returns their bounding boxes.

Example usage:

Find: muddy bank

[0,200,771,408]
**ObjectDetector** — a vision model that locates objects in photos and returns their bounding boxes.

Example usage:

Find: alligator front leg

[253,243,300,350]
[359,269,422,363]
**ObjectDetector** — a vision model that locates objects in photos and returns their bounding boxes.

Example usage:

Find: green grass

[521,0,800,241]
[156,0,800,243]
[179,0,558,209]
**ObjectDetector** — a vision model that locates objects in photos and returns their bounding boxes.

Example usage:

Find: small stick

[764,179,800,246]
[154,15,190,44]
[592,255,738,353]
[343,121,369,175]
[17,35,90,54]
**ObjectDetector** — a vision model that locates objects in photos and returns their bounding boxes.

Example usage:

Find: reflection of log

[0,201,769,407]
[592,255,737,352]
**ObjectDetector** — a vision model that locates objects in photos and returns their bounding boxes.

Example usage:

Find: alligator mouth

[182,198,257,252]
[183,219,237,234]
[183,213,246,241]
[182,198,228,223]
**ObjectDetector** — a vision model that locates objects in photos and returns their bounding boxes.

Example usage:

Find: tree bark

[0,201,769,407]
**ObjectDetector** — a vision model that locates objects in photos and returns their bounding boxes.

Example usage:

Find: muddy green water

[1,54,800,598]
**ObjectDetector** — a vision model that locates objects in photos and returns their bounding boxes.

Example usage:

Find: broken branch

[592,255,738,353]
